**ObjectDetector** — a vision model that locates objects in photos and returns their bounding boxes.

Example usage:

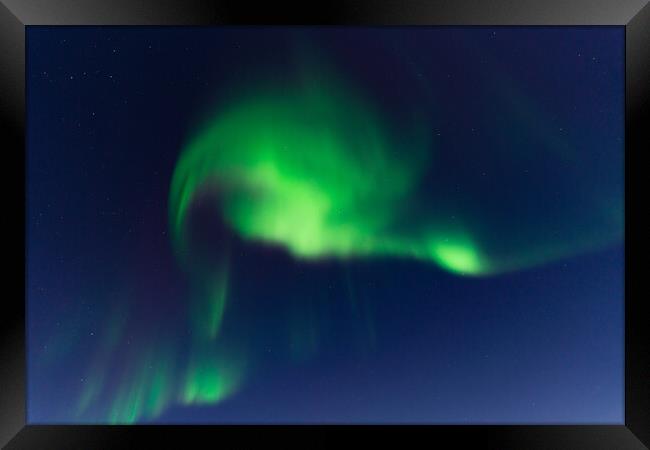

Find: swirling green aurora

[169,75,492,275]
[144,59,625,425]
[169,70,621,277]
[28,27,625,427]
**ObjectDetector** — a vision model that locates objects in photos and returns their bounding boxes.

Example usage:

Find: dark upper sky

[27,26,624,424]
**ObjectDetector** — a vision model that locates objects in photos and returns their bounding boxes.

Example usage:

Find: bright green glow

[181,355,242,405]
[431,243,482,274]
[167,68,499,275]
[425,236,485,275]
[169,61,622,278]
[169,75,430,261]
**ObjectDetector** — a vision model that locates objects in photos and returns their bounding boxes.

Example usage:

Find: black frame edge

[0,1,26,448]
[625,1,650,447]
[3,425,650,450]
[0,0,648,25]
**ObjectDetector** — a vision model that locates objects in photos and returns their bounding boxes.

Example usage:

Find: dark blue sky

[27,26,624,424]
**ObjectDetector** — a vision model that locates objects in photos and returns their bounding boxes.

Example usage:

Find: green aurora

[28,28,625,427]
[94,57,623,425]
[168,70,493,276]
[169,67,621,277]
[89,61,621,424]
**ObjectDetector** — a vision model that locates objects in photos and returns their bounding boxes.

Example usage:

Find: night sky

[27,26,624,424]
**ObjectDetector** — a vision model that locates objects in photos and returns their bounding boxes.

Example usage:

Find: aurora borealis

[169,44,622,277]
[28,27,624,424]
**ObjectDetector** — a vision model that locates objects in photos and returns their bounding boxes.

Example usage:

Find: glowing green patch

[181,358,241,405]
[429,240,484,275]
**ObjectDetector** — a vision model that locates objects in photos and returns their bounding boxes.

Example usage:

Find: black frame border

[1,1,648,448]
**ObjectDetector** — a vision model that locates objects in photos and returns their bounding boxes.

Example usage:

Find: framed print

[1,1,648,448]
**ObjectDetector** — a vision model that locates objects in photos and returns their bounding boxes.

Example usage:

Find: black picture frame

[1,1,648,448]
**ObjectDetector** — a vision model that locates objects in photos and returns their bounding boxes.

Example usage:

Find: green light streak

[107,345,176,424]
[190,261,230,340]
[181,354,242,405]
[207,271,228,339]
[75,303,129,419]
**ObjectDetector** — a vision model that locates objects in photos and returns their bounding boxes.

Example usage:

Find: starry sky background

[26,26,624,424]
